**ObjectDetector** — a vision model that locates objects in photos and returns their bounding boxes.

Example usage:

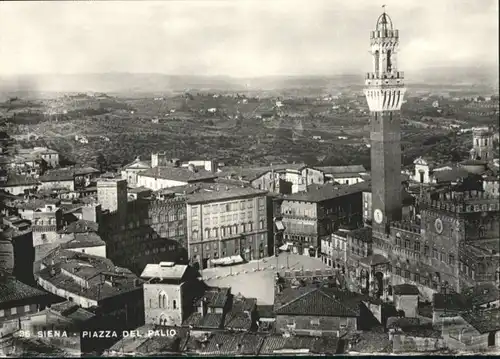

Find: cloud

[0,0,497,77]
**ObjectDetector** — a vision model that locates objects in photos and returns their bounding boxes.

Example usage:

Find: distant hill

[0,66,497,95]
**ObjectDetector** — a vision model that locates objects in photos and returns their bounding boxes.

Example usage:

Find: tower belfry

[364,9,406,235]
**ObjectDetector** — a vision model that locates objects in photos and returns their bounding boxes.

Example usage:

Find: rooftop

[219,163,308,181]
[40,167,99,182]
[282,181,369,203]
[196,286,230,308]
[122,157,152,170]
[393,284,420,296]
[187,186,268,204]
[0,174,39,187]
[346,329,391,353]
[462,283,499,307]
[60,232,106,249]
[140,263,189,281]
[349,227,373,243]
[138,166,217,183]
[37,249,141,302]
[461,308,500,334]
[58,219,99,234]
[315,165,367,174]
[0,275,49,307]
[433,293,469,311]
[45,300,96,324]
[107,324,188,355]
[257,304,275,319]
[433,168,472,183]
[274,286,360,317]
[259,334,340,355]
[13,198,60,211]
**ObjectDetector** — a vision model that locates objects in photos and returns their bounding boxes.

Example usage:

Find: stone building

[471,127,495,161]
[36,248,144,329]
[186,186,269,269]
[140,262,203,326]
[99,196,188,275]
[351,10,500,305]
[277,182,367,257]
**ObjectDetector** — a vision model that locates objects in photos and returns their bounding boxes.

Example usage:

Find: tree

[96,152,107,173]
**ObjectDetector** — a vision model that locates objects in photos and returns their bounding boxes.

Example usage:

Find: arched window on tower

[387,50,392,72]
[374,50,380,74]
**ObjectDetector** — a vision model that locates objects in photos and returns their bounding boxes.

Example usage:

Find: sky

[0,0,498,78]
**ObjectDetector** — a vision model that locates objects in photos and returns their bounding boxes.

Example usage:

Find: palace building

[345,10,500,304]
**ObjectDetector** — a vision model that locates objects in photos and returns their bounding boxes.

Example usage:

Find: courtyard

[201,252,332,305]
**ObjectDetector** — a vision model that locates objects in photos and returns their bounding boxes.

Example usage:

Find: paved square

[202,253,332,305]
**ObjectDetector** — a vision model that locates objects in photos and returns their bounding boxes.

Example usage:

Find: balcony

[370,29,399,39]
[366,72,404,80]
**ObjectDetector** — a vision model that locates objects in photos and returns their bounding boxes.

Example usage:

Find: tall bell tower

[364,9,406,235]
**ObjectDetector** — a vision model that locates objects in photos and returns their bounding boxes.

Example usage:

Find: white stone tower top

[364,8,406,112]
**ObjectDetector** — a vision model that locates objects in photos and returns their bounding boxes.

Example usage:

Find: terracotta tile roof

[37,249,141,302]
[462,283,500,307]
[346,330,391,353]
[219,163,307,181]
[107,325,188,354]
[201,312,224,329]
[257,304,275,319]
[14,198,60,211]
[432,293,469,311]
[186,186,267,204]
[282,181,369,203]
[461,308,500,334]
[316,165,367,174]
[0,174,39,187]
[60,232,105,249]
[0,276,48,307]
[59,219,99,234]
[197,286,230,308]
[225,310,253,331]
[140,263,189,280]
[138,166,216,183]
[275,287,359,317]
[260,334,339,355]
[40,167,99,182]
[183,312,203,327]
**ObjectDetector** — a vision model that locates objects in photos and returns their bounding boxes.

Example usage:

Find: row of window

[151,211,186,224]
[33,218,57,226]
[459,262,476,279]
[193,199,262,217]
[193,245,266,258]
[394,239,456,266]
[153,293,177,310]
[192,221,265,240]
[0,305,31,317]
[200,212,255,226]
[157,226,185,237]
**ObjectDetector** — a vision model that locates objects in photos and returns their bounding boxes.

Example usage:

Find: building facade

[186,187,269,269]
[278,183,365,256]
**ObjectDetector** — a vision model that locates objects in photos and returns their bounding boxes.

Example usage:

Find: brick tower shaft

[364,11,406,234]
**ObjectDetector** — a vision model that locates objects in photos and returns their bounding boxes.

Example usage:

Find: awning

[275,220,285,231]
[209,255,244,266]
[279,242,293,251]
